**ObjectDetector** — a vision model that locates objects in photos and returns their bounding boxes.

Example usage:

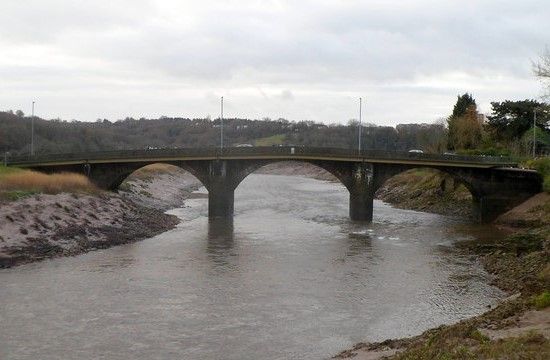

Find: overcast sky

[1,0,548,125]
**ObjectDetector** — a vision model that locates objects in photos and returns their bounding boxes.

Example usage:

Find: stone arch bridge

[7,147,543,223]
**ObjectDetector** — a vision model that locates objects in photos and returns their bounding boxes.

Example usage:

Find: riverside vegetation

[0,165,96,201]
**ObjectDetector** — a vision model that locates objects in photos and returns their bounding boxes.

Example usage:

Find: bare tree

[534,47,550,98]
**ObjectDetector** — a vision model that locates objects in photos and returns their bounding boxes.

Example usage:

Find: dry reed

[0,170,97,194]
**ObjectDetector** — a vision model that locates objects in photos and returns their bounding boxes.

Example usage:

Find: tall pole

[533,108,537,158]
[220,96,224,149]
[31,101,35,156]
[358,97,362,152]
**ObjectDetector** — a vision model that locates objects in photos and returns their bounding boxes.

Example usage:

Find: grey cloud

[0,0,154,44]
[0,0,547,124]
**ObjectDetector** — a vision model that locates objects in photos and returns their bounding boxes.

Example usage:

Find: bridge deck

[6,146,518,169]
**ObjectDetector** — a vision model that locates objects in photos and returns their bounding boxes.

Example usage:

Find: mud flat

[118,165,201,210]
[0,166,200,268]
[0,193,178,268]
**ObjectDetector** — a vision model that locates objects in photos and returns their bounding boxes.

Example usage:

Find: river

[0,174,504,359]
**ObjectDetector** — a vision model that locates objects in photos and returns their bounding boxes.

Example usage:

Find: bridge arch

[372,164,481,196]
[372,165,477,217]
[199,158,373,220]
[232,159,351,191]
[116,163,205,192]
[82,161,208,191]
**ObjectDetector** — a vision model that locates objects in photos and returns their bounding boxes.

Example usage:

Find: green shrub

[543,176,550,193]
[534,291,550,309]
[526,158,550,176]
[457,147,511,156]
[524,158,550,193]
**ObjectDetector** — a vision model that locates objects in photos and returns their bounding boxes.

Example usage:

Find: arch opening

[116,163,204,209]
[251,160,339,182]
[232,160,349,217]
[374,167,475,218]
[236,160,348,190]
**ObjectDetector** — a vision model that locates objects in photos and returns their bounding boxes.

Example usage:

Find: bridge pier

[473,194,530,223]
[208,188,234,219]
[349,192,373,221]
[204,160,237,219]
[348,163,374,222]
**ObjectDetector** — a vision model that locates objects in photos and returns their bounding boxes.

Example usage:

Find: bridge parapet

[6,146,518,168]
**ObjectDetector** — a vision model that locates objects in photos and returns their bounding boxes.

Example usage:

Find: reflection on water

[208,218,234,241]
[207,219,235,267]
[0,175,505,360]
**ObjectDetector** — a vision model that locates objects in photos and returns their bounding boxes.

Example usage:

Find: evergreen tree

[487,100,549,141]
[447,93,478,150]
[451,93,476,118]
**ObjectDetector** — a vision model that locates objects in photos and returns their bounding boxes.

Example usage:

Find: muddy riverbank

[375,168,473,218]
[0,165,199,268]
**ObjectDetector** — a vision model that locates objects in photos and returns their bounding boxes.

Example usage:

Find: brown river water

[0,174,505,359]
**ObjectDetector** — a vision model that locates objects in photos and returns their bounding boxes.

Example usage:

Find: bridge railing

[5,146,517,166]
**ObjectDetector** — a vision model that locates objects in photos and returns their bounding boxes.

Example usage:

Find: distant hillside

[0,111,447,156]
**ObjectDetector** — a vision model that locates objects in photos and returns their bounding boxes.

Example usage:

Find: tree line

[0,111,447,156]
[1,98,548,158]
[446,94,549,156]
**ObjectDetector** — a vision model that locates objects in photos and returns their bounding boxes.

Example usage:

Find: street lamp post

[358,97,363,152]
[31,101,35,156]
[220,96,224,149]
[533,108,538,158]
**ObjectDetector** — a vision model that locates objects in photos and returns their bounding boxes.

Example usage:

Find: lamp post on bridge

[31,101,35,157]
[533,107,541,158]
[220,96,224,150]
[358,97,363,152]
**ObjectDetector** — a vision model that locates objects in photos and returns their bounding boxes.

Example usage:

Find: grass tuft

[2,190,39,201]
[0,165,23,176]
[534,291,550,309]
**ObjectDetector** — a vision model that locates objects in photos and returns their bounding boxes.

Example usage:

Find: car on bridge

[408,149,424,154]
